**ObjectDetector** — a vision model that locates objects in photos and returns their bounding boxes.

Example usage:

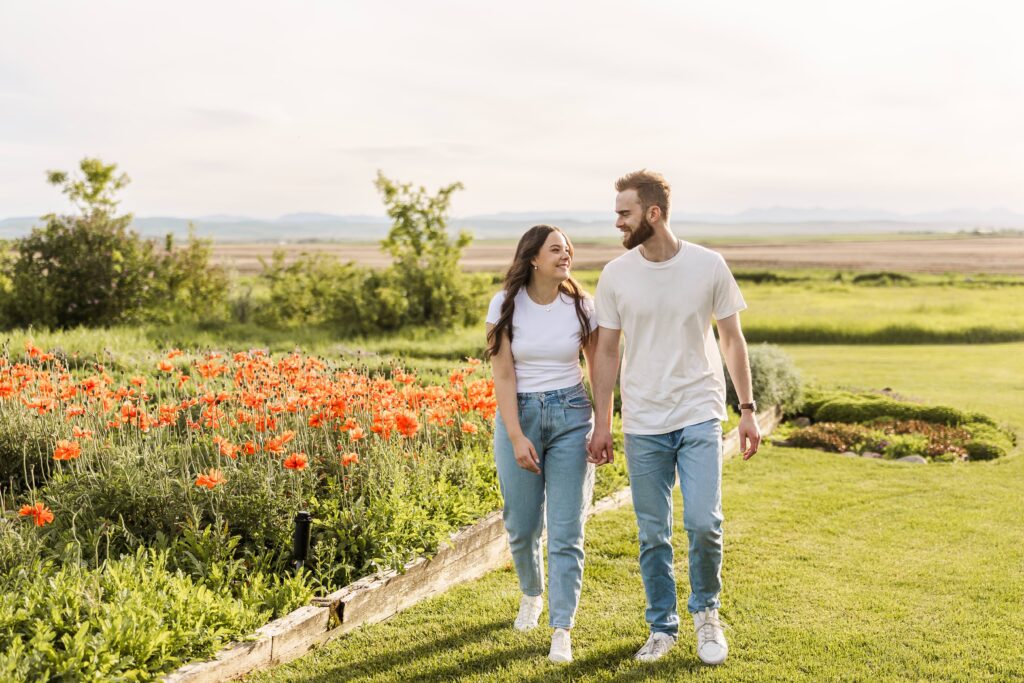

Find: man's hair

[615,169,671,219]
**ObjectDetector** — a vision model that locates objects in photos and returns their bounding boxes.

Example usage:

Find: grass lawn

[249,340,1023,682]
[781,342,1024,429]
[251,444,1024,682]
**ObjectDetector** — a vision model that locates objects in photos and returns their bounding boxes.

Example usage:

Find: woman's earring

[533,265,538,270]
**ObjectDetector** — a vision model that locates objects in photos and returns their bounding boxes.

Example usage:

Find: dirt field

[211,236,1024,275]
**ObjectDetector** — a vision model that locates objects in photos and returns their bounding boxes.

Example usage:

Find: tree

[4,157,227,328]
[373,172,478,329]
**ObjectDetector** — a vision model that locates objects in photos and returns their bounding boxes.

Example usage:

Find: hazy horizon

[3,1,1023,218]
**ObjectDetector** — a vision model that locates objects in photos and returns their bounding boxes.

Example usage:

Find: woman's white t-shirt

[486,289,595,392]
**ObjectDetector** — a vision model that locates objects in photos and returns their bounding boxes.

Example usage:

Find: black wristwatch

[738,401,757,413]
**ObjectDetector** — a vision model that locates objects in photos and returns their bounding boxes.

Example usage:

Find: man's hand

[738,411,761,460]
[512,434,541,474]
[587,427,614,466]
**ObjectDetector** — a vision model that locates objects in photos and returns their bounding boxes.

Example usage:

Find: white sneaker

[513,594,543,632]
[693,608,728,665]
[634,631,676,662]
[549,628,572,663]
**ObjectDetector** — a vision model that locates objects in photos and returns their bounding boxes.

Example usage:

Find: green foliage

[787,422,877,453]
[375,172,481,329]
[962,422,1015,461]
[725,343,804,413]
[0,543,309,682]
[807,390,980,426]
[151,228,231,324]
[251,173,485,336]
[2,159,229,329]
[254,251,408,334]
[790,390,1013,460]
[880,433,929,459]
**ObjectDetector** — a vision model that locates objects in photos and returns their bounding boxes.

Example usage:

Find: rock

[896,455,927,464]
[840,451,859,457]
[793,417,812,427]
[862,451,883,459]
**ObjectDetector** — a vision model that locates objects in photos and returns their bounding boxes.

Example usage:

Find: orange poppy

[395,411,420,438]
[283,452,308,470]
[341,452,359,466]
[53,439,81,461]
[195,468,227,489]
[19,501,54,526]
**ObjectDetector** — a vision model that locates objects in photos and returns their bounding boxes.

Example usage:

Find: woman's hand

[512,434,541,474]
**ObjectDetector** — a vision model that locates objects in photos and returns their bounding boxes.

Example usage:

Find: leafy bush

[2,159,229,329]
[0,544,309,682]
[852,271,914,286]
[880,433,929,459]
[810,392,981,427]
[375,172,482,330]
[786,422,877,452]
[963,422,1015,461]
[725,343,803,413]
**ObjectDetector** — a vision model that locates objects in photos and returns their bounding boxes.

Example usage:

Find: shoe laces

[643,633,674,656]
[696,609,726,645]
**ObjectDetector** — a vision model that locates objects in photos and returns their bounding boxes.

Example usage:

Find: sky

[1,1,1023,219]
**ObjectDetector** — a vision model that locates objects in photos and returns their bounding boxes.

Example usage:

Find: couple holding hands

[486,169,761,665]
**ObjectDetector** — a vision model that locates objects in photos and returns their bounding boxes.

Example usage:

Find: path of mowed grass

[251,444,1024,683]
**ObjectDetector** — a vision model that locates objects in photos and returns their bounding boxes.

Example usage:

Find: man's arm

[716,313,761,460]
[587,325,621,465]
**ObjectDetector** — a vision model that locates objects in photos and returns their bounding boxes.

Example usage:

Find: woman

[486,224,599,664]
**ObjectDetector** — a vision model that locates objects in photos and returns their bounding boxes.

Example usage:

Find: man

[588,169,760,665]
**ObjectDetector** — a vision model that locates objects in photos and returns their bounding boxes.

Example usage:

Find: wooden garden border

[164,405,782,682]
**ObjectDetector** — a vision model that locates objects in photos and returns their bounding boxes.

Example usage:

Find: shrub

[150,229,230,324]
[963,422,1015,461]
[3,159,229,329]
[725,343,803,413]
[880,433,929,459]
[851,271,914,286]
[787,422,877,452]
[811,392,979,427]
[375,172,482,330]
[0,545,309,682]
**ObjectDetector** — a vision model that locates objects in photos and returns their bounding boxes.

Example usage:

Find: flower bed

[775,390,1016,462]
[0,342,501,681]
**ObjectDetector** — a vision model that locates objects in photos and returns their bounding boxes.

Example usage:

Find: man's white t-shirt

[486,289,595,393]
[595,241,746,434]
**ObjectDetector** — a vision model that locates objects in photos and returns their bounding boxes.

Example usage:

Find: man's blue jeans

[624,418,724,637]
[494,383,594,629]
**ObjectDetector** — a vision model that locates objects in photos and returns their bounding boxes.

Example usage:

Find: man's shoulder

[600,248,639,276]
[683,241,726,264]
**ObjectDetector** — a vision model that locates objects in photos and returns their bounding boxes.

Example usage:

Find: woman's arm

[487,323,540,473]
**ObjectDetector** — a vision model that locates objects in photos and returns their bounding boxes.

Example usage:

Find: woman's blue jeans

[624,418,724,637]
[494,383,594,629]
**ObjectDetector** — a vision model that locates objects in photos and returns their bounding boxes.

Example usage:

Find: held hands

[739,411,762,460]
[512,434,541,474]
[587,428,614,466]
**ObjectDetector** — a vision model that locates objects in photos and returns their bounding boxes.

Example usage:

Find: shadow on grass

[283,619,711,683]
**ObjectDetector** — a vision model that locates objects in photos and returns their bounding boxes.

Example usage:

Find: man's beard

[622,216,655,249]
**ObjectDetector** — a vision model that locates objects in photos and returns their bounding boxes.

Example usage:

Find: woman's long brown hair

[486,225,593,358]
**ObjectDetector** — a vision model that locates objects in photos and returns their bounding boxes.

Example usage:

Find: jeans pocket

[563,387,591,410]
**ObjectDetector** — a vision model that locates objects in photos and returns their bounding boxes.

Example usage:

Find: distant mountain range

[1,207,1022,241]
